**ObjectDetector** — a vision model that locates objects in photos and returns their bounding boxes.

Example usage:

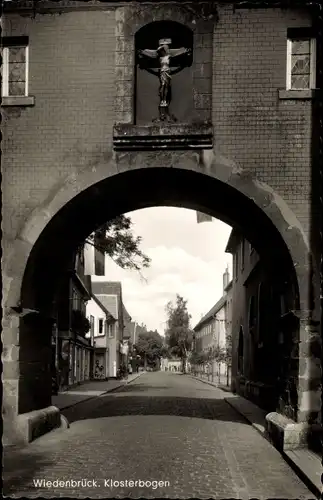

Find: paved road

[4,372,315,499]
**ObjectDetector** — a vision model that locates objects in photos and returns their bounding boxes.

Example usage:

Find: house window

[107,323,114,338]
[98,318,104,334]
[286,30,316,90]
[2,37,29,97]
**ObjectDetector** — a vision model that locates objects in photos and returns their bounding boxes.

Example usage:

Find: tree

[134,327,165,369]
[86,215,151,273]
[165,294,193,374]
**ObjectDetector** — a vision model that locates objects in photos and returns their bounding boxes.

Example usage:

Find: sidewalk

[52,372,144,411]
[188,373,322,498]
[189,373,232,392]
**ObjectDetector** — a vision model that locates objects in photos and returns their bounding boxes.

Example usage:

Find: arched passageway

[2,157,319,445]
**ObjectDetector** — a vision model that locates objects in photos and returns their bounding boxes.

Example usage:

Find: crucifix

[138,38,192,122]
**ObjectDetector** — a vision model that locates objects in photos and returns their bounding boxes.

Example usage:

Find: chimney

[223,265,230,293]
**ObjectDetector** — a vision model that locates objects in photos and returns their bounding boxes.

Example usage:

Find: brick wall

[2,9,116,239]
[212,6,313,234]
[2,4,314,241]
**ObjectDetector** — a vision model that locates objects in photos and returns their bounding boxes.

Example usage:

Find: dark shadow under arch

[21,167,299,312]
[18,167,301,414]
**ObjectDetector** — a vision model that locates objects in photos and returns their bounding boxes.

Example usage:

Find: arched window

[238,326,244,374]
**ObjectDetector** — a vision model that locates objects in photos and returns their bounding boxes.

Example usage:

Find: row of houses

[192,266,233,381]
[51,241,138,392]
[193,227,288,411]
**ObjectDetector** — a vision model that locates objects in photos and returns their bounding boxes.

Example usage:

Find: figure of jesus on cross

[138,38,192,122]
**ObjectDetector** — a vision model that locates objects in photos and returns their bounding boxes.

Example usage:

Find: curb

[188,374,232,392]
[58,372,145,411]
[187,374,321,498]
[103,372,144,394]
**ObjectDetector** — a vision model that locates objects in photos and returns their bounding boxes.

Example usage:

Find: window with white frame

[2,37,29,97]
[286,28,316,90]
[98,318,104,335]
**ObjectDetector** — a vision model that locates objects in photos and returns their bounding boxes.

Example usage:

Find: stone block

[116,111,133,124]
[115,37,133,52]
[2,344,20,362]
[115,51,134,67]
[193,63,212,79]
[15,405,62,444]
[3,360,20,379]
[193,78,212,94]
[265,411,318,451]
[116,81,133,98]
[113,122,213,151]
[115,97,132,113]
[2,378,19,412]
[299,389,322,413]
[194,93,212,110]
[115,65,133,80]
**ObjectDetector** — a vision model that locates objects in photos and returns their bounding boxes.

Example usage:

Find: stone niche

[135,20,194,125]
[113,3,216,151]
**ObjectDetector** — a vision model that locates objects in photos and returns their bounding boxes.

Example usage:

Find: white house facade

[86,292,117,379]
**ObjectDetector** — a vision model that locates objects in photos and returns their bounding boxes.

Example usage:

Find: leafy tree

[134,327,165,369]
[165,294,193,374]
[85,215,151,274]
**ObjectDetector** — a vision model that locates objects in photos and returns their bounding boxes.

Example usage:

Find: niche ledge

[113,122,213,151]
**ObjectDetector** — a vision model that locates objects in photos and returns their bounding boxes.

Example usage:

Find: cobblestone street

[4,372,315,499]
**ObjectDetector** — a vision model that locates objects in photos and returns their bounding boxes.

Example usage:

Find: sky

[92,207,232,334]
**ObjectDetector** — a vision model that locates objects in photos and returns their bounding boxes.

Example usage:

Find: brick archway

[2,150,319,445]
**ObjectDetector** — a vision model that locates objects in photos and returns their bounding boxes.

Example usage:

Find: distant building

[90,281,132,377]
[161,358,182,372]
[193,267,233,380]
[86,291,116,379]
[54,245,94,391]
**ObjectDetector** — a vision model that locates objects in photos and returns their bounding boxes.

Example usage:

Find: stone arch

[3,151,318,444]
[3,153,310,313]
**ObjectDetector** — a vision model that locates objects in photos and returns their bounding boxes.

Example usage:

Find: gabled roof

[90,293,116,322]
[92,281,122,296]
[122,303,133,338]
[225,228,243,253]
[193,295,227,332]
[92,281,122,319]
[122,303,132,323]
[95,295,118,318]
